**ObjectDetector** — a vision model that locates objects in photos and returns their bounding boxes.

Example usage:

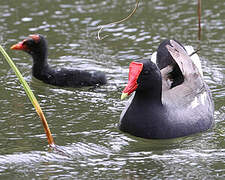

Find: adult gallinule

[11,34,107,87]
[120,40,214,139]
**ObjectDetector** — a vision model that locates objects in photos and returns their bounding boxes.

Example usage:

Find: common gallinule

[120,40,214,139]
[11,34,107,87]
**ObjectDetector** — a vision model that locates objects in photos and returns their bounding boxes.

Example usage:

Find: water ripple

[0,0,224,179]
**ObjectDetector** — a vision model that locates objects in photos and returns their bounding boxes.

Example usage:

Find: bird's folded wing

[166,40,200,80]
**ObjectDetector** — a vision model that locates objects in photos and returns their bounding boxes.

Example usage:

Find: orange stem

[34,100,55,146]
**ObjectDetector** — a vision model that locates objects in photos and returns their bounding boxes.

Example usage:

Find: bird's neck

[31,51,50,79]
[134,87,163,106]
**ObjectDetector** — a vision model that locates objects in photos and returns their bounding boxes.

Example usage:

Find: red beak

[122,61,143,95]
[10,34,40,51]
[11,42,24,50]
[10,40,29,51]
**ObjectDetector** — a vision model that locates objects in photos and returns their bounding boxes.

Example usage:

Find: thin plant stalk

[97,0,140,40]
[198,0,202,40]
[0,45,55,147]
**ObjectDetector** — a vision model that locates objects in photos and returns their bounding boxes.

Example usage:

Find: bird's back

[40,67,107,87]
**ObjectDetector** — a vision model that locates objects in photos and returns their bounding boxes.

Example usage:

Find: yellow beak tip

[10,45,16,50]
[121,93,129,100]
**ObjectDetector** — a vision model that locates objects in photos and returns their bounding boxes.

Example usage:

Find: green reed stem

[0,45,55,147]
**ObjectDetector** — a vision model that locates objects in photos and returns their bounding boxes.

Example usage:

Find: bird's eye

[143,70,150,75]
[24,39,35,46]
[23,41,29,46]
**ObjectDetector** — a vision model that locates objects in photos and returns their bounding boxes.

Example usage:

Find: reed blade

[0,45,55,147]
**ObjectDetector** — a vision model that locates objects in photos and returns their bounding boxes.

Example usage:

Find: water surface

[0,0,224,179]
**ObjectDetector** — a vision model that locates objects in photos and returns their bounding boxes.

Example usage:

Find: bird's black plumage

[11,34,107,87]
[120,40,214,139]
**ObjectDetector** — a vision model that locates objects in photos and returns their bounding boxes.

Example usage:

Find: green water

[0,0,224,179]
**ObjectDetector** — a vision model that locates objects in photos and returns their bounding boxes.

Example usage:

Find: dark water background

[0,0,224,179]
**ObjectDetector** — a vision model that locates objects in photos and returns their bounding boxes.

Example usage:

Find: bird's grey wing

[166,40,200,80]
